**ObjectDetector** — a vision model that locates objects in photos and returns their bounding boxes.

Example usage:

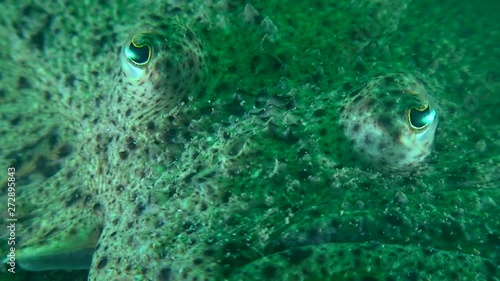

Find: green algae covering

[0,0,498,280]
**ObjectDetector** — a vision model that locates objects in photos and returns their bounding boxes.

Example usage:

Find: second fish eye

[125,34,152,66]
[408,106,436,130]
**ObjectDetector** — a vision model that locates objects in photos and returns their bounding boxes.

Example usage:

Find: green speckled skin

[0,0,499,280]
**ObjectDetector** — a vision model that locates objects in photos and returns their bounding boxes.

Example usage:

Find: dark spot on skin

[154,81,163,91]
[361,277,377,281]
[200,203,208,211]
[172,43,183,53]
[146,121,156,131]
[365,98,374,108]
[222,191,232,203]
[57,144,73,158]
[182,221,198,234]
[162,128,179,143]
[193,258,202,265]
[65,75,76,87]
[30,29,46,51]
[193,74,201,84]
[35,156,60,178]
[43,91,52,100]
[378,142,387,151]
[164,59,174,72]
[96,257,108,269]
[68,228,77,235]
[188,57,195,69]
[338,104,346,114]
[135,203,146,215]
[364,134,372,145]
[119,151,128,160]
[10,116,22,126]
[378,115,393,128]
[125,108,132,117]
[186,30,196,41]
[352,123,361,133]
[390,130,401,143]
[127,137,138,150]
[18,76,31,89]
[95,95,103,107]
[93,203,102,212]
[116,185,125,192]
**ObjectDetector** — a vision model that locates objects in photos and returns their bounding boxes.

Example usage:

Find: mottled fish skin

[87,18,207,281]
[1,0,498,281]
[338,73,438,173]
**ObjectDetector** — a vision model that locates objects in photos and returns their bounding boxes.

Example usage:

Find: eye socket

[124,34,152,66]
[408,106,436,130]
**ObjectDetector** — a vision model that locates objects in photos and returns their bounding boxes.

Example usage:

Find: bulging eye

[121,32,156,80]
[124,34,152,66]
[408,106,437,130]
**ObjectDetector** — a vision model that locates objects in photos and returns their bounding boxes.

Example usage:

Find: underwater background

[0,0,498,280]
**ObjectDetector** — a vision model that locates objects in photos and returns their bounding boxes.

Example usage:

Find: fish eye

[124,34,152,66]
[408,106,436,130]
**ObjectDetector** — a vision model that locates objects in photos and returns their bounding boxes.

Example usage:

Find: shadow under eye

[125,42,151,65]
[409,106,435,129]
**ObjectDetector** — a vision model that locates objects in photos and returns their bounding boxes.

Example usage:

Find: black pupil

[410,107,431,128]
[128,43,150,64]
